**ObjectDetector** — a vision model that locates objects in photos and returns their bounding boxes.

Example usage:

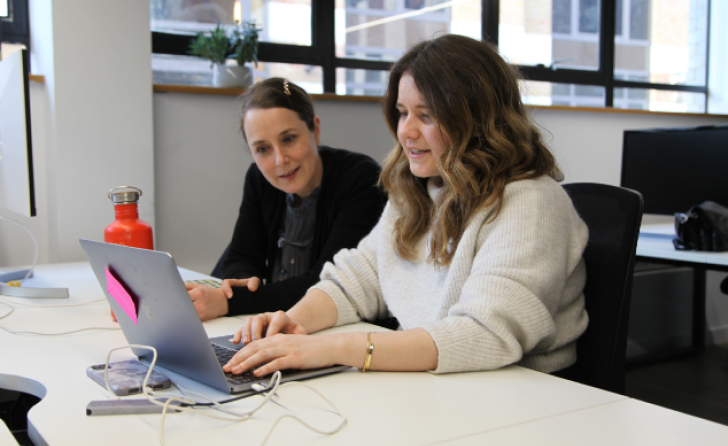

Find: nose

[398,115,418,142]
[273,146,289,166]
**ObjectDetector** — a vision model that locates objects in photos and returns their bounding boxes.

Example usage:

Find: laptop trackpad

[209,335,244,351]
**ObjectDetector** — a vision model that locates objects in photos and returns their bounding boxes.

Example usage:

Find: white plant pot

[212,64,252,88]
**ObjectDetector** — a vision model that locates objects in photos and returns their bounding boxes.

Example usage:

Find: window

[0,0,30,51]
[152,0,713,113]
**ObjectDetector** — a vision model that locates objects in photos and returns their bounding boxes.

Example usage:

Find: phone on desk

[86,360,172,396]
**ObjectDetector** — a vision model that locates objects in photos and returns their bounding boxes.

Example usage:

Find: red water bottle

[105,186,154,321]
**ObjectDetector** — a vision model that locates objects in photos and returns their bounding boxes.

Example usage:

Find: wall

[0,1,155,268]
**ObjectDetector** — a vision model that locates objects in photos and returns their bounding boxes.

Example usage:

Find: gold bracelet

[362,332,374,372]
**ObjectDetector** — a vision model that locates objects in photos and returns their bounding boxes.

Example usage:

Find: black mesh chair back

[562,183,644,394]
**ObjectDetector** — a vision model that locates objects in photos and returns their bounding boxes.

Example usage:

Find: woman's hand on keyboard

[233,310,306,345]
[221,277,261,298]
[223,333,338,376]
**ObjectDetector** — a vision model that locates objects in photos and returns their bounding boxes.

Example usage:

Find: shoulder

[501,176,573,212]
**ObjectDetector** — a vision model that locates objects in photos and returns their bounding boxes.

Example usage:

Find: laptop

[79,239,349,394]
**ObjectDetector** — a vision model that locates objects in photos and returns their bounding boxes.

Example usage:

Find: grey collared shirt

[272,188,320,282]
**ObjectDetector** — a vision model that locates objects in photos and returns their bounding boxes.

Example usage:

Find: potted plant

[189,21,261,88]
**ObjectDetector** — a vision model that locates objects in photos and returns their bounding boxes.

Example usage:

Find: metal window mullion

[599,0,618,107]
[336,58,393,71]
[314,0,337,93]
[704,0,712,112]
[482,0,499,44]
[613,79,707,94]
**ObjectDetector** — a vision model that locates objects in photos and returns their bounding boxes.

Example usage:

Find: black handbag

[673,201,728,251]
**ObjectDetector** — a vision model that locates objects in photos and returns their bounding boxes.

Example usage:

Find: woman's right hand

[221,276,261,298]
[232,310,307,345]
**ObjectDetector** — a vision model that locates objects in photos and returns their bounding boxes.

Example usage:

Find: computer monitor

[0,48,36,217]
[620,125,728,216]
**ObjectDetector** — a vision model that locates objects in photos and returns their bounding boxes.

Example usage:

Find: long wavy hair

[380,34,563,267]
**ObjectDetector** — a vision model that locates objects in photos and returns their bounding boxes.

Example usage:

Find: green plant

[232,21,262,67]
[188,24,230,67]
[188,21,262,68]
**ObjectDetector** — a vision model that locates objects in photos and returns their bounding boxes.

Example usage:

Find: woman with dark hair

[186,78,387,321]
[222,35,588,376]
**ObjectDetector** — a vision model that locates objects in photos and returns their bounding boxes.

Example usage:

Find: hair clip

[283,79,291,96]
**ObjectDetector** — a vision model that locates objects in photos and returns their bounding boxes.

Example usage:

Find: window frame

[0,0,30,50]
[151,0,712,112]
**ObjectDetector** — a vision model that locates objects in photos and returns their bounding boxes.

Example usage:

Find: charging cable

[100,345,347,446]
[0,297,119,335]
[0,216,69,298]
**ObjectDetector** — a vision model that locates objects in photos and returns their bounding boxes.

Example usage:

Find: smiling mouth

[279,167,300,178]
[409,148,429,156]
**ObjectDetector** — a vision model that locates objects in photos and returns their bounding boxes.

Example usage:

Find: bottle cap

[108,186,143,204]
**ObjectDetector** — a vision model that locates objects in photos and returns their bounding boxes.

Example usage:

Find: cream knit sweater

[312,176,589,374]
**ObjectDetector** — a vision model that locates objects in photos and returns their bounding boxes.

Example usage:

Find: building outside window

[151,0,714,114]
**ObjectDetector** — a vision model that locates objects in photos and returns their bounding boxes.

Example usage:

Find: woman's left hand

[223,333,340,377]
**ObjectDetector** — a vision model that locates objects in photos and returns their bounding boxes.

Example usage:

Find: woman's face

[396,72,450,179]
[244,107,322,199]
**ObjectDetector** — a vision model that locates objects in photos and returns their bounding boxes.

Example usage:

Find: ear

[313,116,321,146]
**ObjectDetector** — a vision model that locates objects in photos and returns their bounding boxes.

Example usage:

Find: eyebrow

[250,127,298,147]
[395,102,428,110]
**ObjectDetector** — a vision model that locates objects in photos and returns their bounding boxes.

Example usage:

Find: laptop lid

[79,239,349,394]
[80,239,238,393]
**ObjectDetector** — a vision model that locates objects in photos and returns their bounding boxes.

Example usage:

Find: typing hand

[223,333,337,377]
[185,283,228,321]
[232,311,307,345]
[221,277,261,298]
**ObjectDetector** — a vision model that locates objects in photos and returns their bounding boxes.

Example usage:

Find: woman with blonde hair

[222,34,588,376]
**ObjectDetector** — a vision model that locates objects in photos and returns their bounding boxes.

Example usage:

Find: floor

[625,342,728,426]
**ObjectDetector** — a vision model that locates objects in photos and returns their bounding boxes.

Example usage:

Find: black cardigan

[223,146,387,316]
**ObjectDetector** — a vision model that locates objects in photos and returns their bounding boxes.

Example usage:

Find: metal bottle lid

[108,186,143,204]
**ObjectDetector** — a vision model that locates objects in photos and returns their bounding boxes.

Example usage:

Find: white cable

[0,298,119,335]
[102,345,347,446]
[0,215,38,283]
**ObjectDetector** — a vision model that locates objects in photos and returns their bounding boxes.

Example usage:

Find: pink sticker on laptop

[105,266,138,325]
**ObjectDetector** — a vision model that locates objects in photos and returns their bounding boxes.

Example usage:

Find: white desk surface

[1,262,727,445]
[637,231,728,267]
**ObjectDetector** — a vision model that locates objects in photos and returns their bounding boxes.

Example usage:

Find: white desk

[1,263,727,445]
[635,232,728,364]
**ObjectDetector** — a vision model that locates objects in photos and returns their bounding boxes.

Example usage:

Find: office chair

[560,183,644,394]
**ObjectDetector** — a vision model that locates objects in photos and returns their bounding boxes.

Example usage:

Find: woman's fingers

[223,334,334,376]
[247,276,261,292]
[220,277,260,298]
[265,311,293,338]
[249,313,272,342]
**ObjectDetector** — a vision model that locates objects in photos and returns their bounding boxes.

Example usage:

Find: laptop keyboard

[211,342,260,384]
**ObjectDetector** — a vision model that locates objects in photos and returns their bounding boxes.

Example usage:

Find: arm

[225,155,387,316]
[226,287,438,376]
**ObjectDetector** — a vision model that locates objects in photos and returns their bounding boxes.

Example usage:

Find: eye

[282,135,296,143]
[255,145,269,155]
[397,109,408,119]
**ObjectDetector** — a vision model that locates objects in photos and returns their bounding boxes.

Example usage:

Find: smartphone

[86,360,172,396]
